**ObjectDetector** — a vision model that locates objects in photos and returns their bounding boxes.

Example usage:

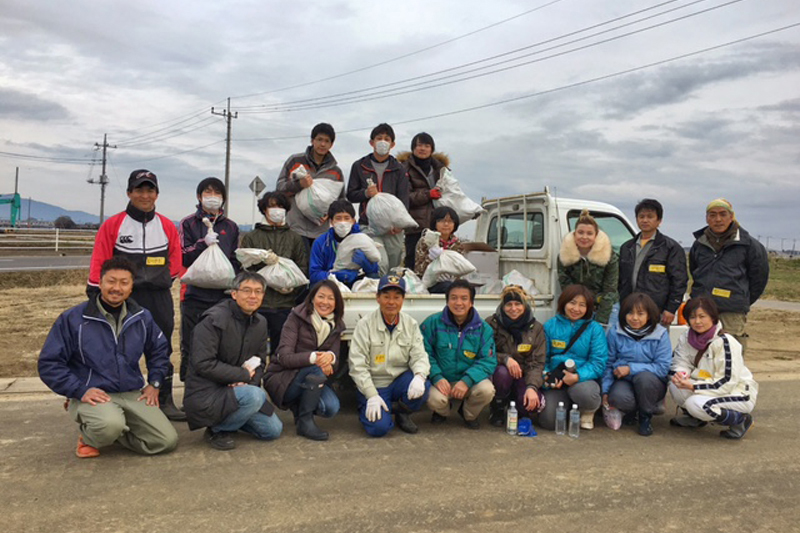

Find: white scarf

[311,309,334,347]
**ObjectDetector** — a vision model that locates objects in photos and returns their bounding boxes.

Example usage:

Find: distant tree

[54,216,77,229]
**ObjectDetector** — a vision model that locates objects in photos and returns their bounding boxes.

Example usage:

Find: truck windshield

[567,211,634,253]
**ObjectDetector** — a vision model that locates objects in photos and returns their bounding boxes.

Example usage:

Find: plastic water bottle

[555,402,567,435]
[506,401,518,435]
[568,403,580,439]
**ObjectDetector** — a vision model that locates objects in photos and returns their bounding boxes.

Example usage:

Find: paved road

[753,299,800,312]
[0,255,90,272]
[1,380,797,532]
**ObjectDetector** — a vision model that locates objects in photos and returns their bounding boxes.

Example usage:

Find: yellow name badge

[649,264,666,273]
[146,257,166,266]
[463,350,476,359]
[697,370,712,379]
[712,288,731,298]
[552,340,566,349]
[517,344,532,353]
[374,354,386,364]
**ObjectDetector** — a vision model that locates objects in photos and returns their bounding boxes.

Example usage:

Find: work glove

[429,188,442,200]
[428,246,443,261]
[334,269,359,285]
[407,374,427,400]
[365,395,389,422]
[204,230,219,247]
[353,249,379,275]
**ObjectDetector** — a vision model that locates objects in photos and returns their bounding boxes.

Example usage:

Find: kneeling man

[38,257,178,458]
[184,272,283,450]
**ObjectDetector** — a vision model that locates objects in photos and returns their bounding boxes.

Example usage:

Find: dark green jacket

[241,222,308,309]
[557,230,619,324]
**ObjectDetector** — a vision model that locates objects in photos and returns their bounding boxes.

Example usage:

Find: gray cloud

[0,88,70,121]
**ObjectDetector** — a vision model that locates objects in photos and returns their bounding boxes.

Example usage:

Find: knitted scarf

[704,220,739,253]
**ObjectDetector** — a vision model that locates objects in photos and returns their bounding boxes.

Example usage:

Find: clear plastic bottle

[555,402,567,435]
[507,401,518,435]
[568,403,580,438]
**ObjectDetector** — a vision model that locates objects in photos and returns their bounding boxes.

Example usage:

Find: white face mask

[267,207,286,225]
[333,222,352,238]
[374,140,391,156]
[201,195,223,212]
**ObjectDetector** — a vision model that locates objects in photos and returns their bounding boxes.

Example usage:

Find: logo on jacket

[119,235,134,244]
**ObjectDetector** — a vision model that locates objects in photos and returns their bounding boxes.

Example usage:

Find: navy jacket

[38,297,170,399]
[346,154,409,227]
[618,230,688,314]
[309,224,365,285]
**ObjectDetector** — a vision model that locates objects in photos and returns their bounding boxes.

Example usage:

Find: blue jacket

[309,224,364,285]
[420,308,497,387]
[543,315,608,383]
[38,297,170,399]
[602,323,671,394]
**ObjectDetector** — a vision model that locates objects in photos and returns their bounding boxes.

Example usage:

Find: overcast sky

[1,0,798,250]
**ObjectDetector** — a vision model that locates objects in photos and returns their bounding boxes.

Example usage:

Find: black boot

[489,398,506,428]
[394,402,419,434]
[295,373,329,441]
[637,411,653,437]
[159,376,186,422]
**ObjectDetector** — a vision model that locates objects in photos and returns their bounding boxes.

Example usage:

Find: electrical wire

[111,98,227,144]
[114,139,226,164]
[116,116,220,149]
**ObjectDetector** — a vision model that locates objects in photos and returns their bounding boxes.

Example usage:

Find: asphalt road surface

[1,379,798,533]
[0,255,90,272]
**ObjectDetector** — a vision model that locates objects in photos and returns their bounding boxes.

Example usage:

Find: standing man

[421,279,497,429]
[618,198,688,326]
[689,198,769,353]
[276,123,345,251]
[87,169,185,421]
[39,257,178,458]
[348,275,431,437]
[183,272,283,450]
[179,177,240,382]
[346,123,410,274]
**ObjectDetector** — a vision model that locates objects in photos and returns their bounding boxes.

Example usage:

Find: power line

[0,150,94,165]
[114,109,212,145]
[116,116,219,148]
[110,98,228,144]
[229,0,568,101]
[114,139,226,164]
[239,0,744,114]
[236,22,800,142]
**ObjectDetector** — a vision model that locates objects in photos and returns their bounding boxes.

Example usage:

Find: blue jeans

[283,366,341,418]
[212,385,283,440]
[356,370,430,438]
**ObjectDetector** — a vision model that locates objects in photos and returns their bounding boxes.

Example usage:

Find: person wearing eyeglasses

[183,272,282,450]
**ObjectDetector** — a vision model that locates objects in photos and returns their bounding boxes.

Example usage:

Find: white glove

[365,395,388,422]
[407,374,426,400]
[428,246,443,261]
[204,230,219,247]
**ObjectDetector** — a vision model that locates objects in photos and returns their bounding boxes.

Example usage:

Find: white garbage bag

[333,233,382,271]
[477,279,505,295]
[255,250,309,292]
[295,176,344,223]
[421,228,440,248]
[435,168,485,222]
[235,248,272,269]
[327,273,352,293]
[181,219,236,289]
[422,250,476,288]
[352,277,380,293]
[403,270,429,294]
[365,192,417,236]
[502,269,538,295]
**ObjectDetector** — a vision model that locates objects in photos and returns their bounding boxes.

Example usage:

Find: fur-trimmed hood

[396,151,450,167]
[559,230,612,267]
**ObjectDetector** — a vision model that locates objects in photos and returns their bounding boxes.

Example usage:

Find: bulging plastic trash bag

[434,168,485,222]
[327,273,352,293]
[182,220,236,289]
[422,250,476,288]
[502,269,538,296]
[295,177,344,223]
[333,233,382,271]
[403,270,429,294]
[365,193,418,235]
[603,404,623,431]
[421,228,440,248]
[235,248,272,269]
[352,277,380,293]
[477,279,505,295]
[255,250,309,292]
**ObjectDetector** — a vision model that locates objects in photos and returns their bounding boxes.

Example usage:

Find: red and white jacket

[88,204,181,292]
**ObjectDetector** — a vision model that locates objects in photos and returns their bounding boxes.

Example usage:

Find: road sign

[249,176,266,196]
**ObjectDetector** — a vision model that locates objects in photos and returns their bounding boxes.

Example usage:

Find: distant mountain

[0,198,98,225]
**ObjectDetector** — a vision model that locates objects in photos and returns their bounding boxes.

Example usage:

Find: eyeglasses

[235,288,264,296]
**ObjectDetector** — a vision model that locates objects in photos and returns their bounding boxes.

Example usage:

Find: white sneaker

[580,411,595,430]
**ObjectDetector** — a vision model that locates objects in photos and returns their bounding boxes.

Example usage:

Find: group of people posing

[36,122,769,458]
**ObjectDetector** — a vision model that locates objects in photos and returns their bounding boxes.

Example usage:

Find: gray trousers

[607,371,667,415]
[538,381,601,430]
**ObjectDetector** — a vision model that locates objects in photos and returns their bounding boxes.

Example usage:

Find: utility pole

[211,98,238,216]
[88,134,116,224]
[765,236,771,253]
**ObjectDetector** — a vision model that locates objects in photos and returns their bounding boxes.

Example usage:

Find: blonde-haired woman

[558,209,619,324]
[486,285,547,426]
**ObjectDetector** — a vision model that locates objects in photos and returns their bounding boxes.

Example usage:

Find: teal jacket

[420,308,497,386]
[543,314,608,383]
